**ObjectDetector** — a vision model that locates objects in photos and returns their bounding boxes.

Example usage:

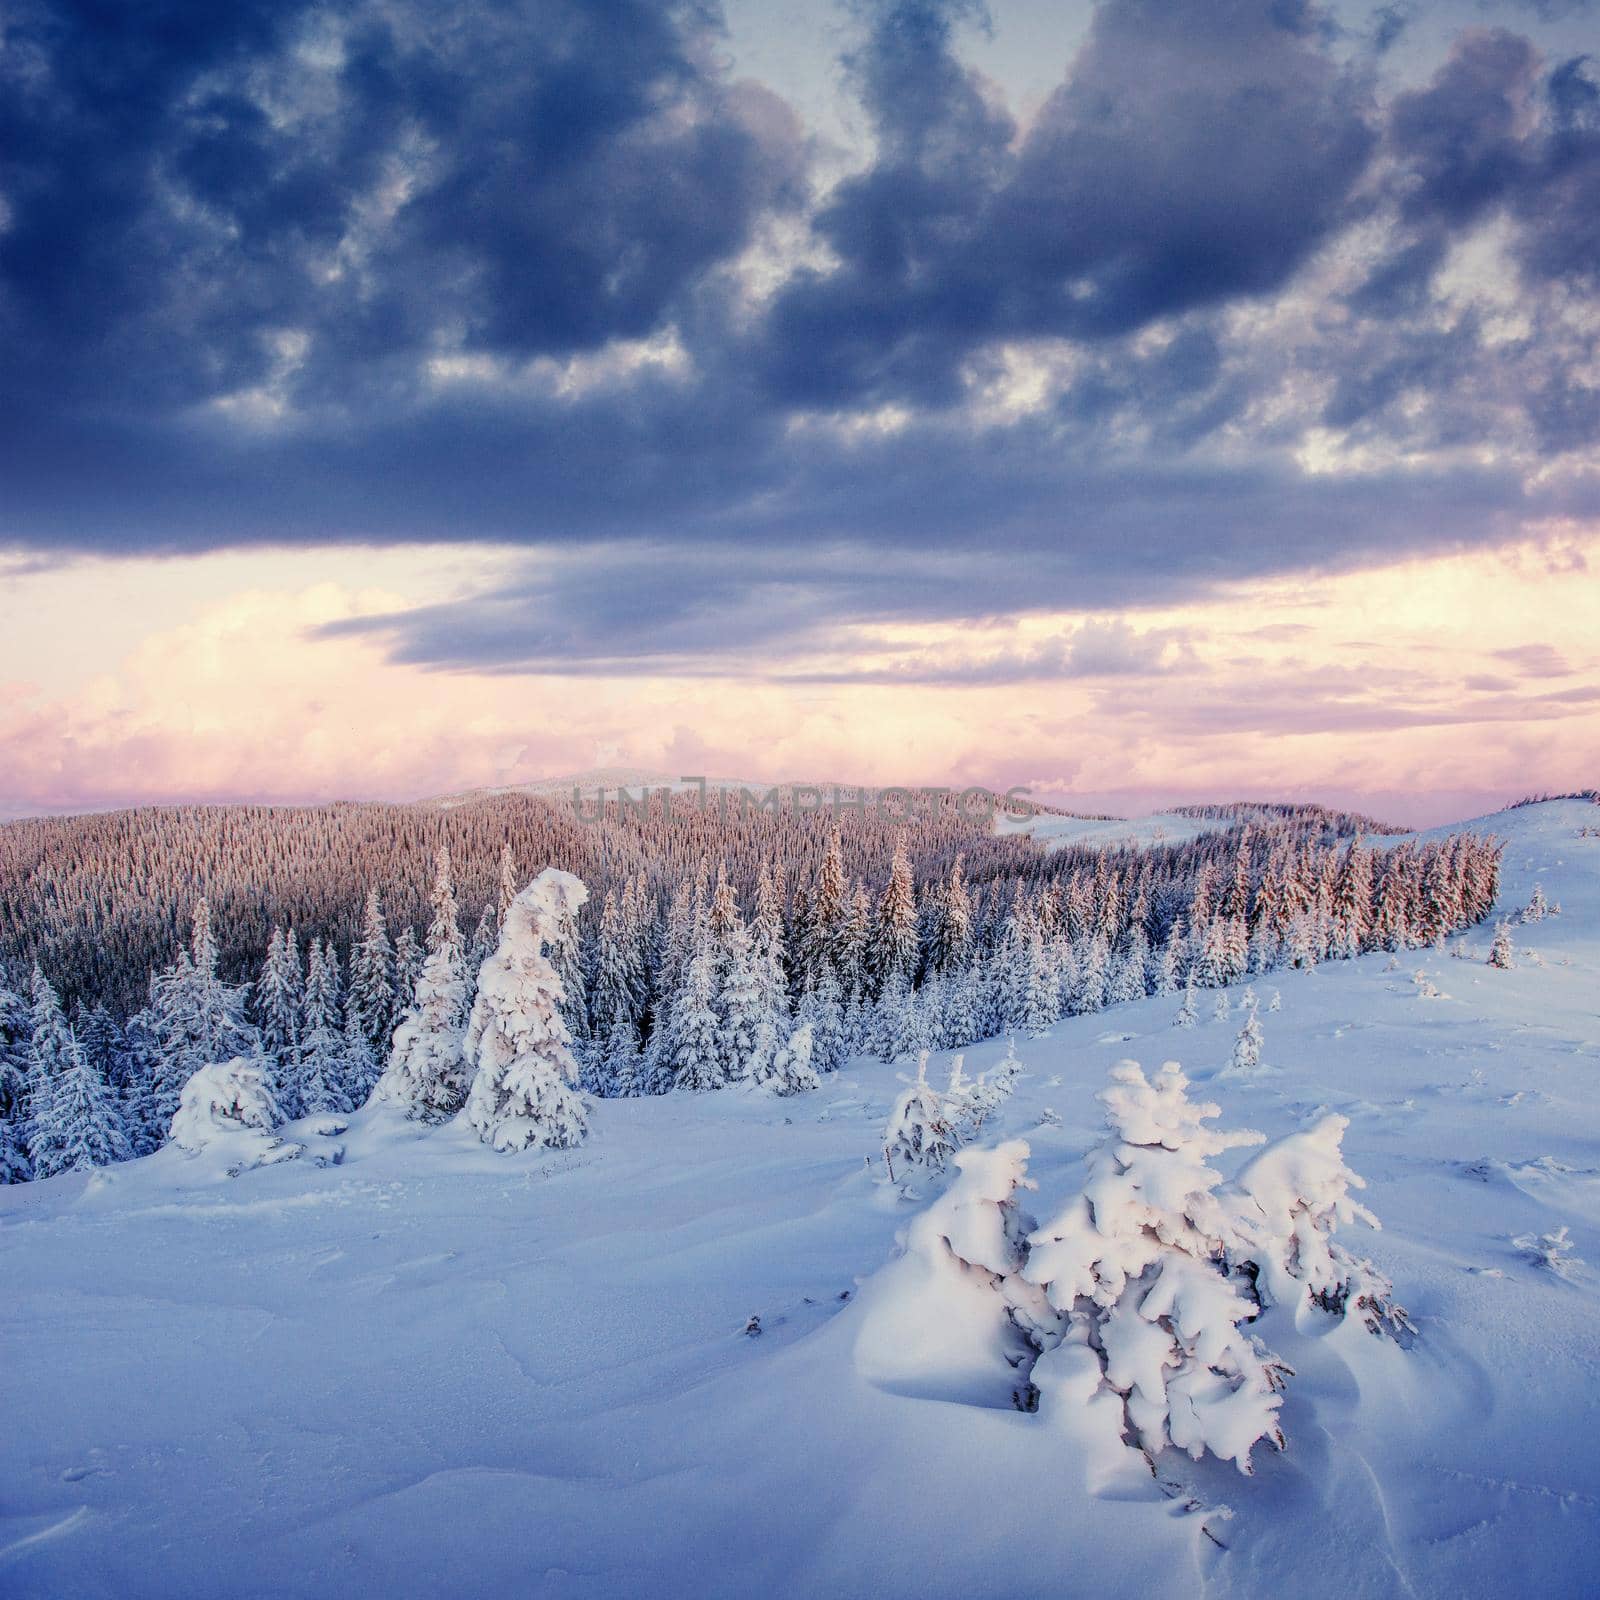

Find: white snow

[996,808,1232,852]
[3,798,1599,1596]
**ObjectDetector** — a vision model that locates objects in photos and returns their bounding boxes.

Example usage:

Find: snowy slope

[996,808,1232,852]
[3,800,1599,1599]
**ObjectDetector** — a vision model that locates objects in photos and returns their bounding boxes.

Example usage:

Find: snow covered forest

[0,787,1502,1183]
[4,794,1596,1600]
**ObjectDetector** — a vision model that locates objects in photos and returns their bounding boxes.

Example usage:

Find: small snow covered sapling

[1520,884,1552,923]
[1488,922,1516,970]
[1023,1061,1290,1476]
[463,868,590,1153]
[1513,1225,1583,1281]
[1267,990,1282,1013]
[1229,1114,1414,1343]
[1224,998,1263,1077]
[883,1050,959,1186]
[1211,990,1231,1023]
[1174,973,1198,1029]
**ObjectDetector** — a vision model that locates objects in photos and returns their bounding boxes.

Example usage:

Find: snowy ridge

[997,808,1233,852]
[2,799,1598,1596]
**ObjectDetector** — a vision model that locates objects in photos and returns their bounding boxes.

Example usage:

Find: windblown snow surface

[3,800,1598,1599]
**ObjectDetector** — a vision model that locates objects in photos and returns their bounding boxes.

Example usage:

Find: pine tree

[1024,1061,1288,1474]
[348,888,398,1059]
[294,938,352,1117]
[754,1021,820,1096]
[392,925,425,1008]
[1488,921,1516,970]
[372,942,471,1122]
[31,1032,130,1177]
[0,966,29,1181]
[871,834,920,993]
[670,947,727,1091]
[797,830,846,990]
[926,853,973,974]
[883,1051,959,1185]
[1174,970,1198,1029]
[424,847,468,1027]
[464,869,590,1152]
[1227,995,1264,1076]
[1152,927,1182,996]
[24,966,76,1177]
[253,925,303,1079]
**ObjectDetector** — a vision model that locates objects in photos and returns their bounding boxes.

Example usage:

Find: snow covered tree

[371,939,471,1122]
[1522,883,1551,923]
[0,968,30,1182]
[871,834,920,992]
[24,965,77,1176]
[1151,928,1182,997]
[855,1139,1057,1410]
[142,901,259,1141]
[1024,1061,1289,1475]
[1229,1114,1412,1341]
[754,1020,820,1096]
[883,1051,960,1186]
[591,889,641,1039]
[30,1032,130,1178]
[463,868,590,1152]
[1488,921,1516,970]
[167,1056,296,1173]
[1109,929,1148,1005]
[392,925,425,1008]
[925,853,974,975]
[1173,971,1198,1029]
[291,939,351,1117]
[669,945,727,1092]
[1227,995,1263,1076]
[348,889,397,1058]
[423,847,469,1025]
[796,967,847,1074]
[252,926,302,1076]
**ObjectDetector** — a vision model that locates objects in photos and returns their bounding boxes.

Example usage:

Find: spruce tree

[871,834,920,993]
[348,888,398,1058]
[464,869,590,1152]
[32,1033,130,1177]
[25,966,76,1176]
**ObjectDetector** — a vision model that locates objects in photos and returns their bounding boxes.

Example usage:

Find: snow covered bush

[1230,1115,1414,1342]
[1222,996,1264,1078]
[1520,884,1553,923]
[169,1056,281,1148]
[463,868,591,1153]
[854,1139,1057,1409]
[1513,1224,1583,1281]
[1488,922,1516,970]
[1173,973,1197,1028]
[167,1057,301,1174]
[882,1051,959,1187]
[1023,1061,1290,1475]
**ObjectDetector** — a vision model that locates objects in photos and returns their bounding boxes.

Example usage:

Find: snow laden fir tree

[463,869,590,1153]
[864,1057,1411,1477]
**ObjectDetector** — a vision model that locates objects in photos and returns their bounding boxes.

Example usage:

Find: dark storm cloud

[0,0,800,417]
[1,0,1598,677]
[755,0,1376,405]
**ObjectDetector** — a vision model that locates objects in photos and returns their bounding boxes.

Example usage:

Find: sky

[1,0,1597,826]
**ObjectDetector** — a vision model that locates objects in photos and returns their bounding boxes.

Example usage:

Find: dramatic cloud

[0,0,1595,598]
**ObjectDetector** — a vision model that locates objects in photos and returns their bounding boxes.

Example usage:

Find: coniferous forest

[0,788,1500,1182]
